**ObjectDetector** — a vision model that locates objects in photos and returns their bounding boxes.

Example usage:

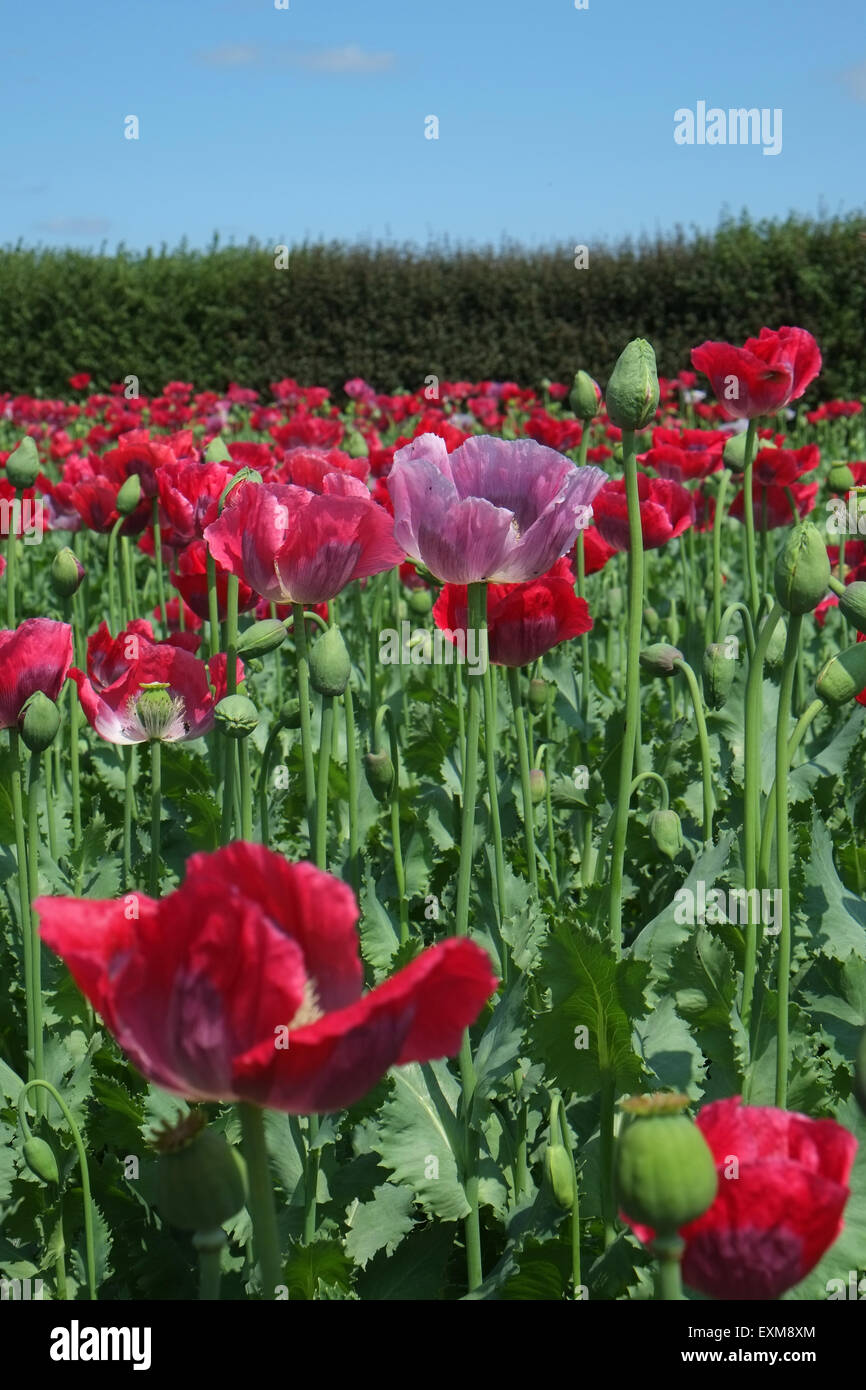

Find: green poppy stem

[238,1102,281,1299]
[26,750,45,1115]
[742,418,760,620]
[507,667,538,892]
[152,497,168,633]
[673,658,714,845]
[149,740,162,895]
[774,614,803,1108]
[292,604,316,849]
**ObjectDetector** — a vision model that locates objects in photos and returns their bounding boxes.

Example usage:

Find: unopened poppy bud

[640,643,683,677]
[703,644,735,707]
[722,431,750,473]
[19,692,61,752]
[309,626,351,697]
[765,617,787,669]
[569,370,602,422]
[5,436,39,489]
[116,473,142,516]
[643,606,660,635]
[828,462,855,494]
[528,678,549,711]
[838,582,866,635]
[51,546,85,598]
[604,339,659,431]
[649,808,682,860]
[529,768,547,804]
[615,1093,718,1236]
[815,643,866,707]
[364,750,395,802]
[154,1113,247,1232]
[407,587,433,616]
[545,1142,576,1210]
[774,522,831,615]
[343,428,369,459]
[236,618,288,657]
[214,693,259,738]
[22,1135,59,1185]
[204,436,233,463]
[278,699,304,730]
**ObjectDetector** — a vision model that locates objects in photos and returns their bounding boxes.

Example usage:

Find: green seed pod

[643,606,660,636]
[765,616,787,669]
[204,436,233,463]
[828,462,856,494]
[604,339,659,431]
[407,587,433,616]
[115,473,142,516]
[154,1114,246,1232]
[815,643,866,707]
[19,692,61,753]
[529,768,547,804]
[545,1143,576,1210]
[22,1136,59,1185]
[722,431,751,474]
[615,1093,718,1235]
[703,643,736,708]
[569,370,602,422]
[51,546,86,598]
[308,625,351,697]
[838,582,866,636]
[278,699,304,730]
[5,436,40,489]
[774,522,831,615]
[235,618,288,657]
[648,808,683,860]
[364,749,395,803]
[136,682,177,740]
[528,678,549,712]
[639,643,684,677]
[214,693,259,739]
[854,1026,866,1117]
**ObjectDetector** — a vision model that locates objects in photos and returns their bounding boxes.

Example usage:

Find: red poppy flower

[433,557,591,667]
[691,327,821,421]
[752,444,819,489]
[36,842,497,1113]
[272,446,370,492]
[204,475,404,605]
[593,474,694,551]
[170,539,257,621]
[640,427,727,482]
[574,525,616,576]
[625,1097,856,1300]
[0,619,73,728]
[68,373,91,391]
[157,460,240,548]
[729,481,818,530]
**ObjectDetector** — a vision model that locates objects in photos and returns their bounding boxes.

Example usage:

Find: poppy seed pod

[639,643,684,677]
[364,749,395,802]
[703,643,736,707]
[604,339,659,431]
[815,644,866,707]
[828,462,856,494]
[214,693,259,738]
[309,626,351,697]
[51,547,86,599]
[19,691,61,753]
[569,370,602,422]
[235,618,288,657]
[115,473,142,516]
[407,587,433,616]
[838,582,866,635]
[615,1093,718,1235]
[649,808,683,860]
[154,1114,247,1232]
[5,436,40,489]
[774,522,831,615]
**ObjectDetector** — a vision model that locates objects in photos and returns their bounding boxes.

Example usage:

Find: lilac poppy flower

[386,434,607,584]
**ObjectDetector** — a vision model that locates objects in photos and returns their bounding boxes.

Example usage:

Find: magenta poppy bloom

[204,474,404,605]
[386,433,606,584]
[36,842,498,1114]
[0,619,73,727]
[691,327,821,421]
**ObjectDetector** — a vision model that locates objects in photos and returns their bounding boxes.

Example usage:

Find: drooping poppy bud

[19,691,61,753]
[838,582,866,635]
[604,339,659,431]
[235,618,288,657]
[615,1093,718,1236]
[308,626,351,697]
[545,1142,576,1210]
[154,1112,247,1232]
[774,522,831,615]
[649,808,683,860]
[5,436,40,489]
[51,547,86,599]
[364,749,395,802]
[22,1136,59,1185]
[214,693,259,738]
[703,643,736,707]
[815,643,866,707]
[640,643,683,676]
[569,370,602,422]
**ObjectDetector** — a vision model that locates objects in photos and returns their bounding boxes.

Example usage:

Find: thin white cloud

[196,41,395,74]
[840,59,866,101]
[33,217,111,236]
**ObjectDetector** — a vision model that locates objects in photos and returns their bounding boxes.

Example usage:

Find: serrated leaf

[373,1062,468,1220]
[344,1183,415,1266]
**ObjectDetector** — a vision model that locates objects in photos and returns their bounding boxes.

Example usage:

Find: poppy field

[3,329,866,1307]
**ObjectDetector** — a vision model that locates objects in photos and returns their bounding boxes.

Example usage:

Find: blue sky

[3,0,864,252]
